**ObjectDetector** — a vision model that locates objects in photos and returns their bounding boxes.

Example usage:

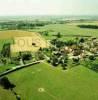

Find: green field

[1,63,98,100]
[1,21,98,100]
[0,64,15,73]
[32,22,98,40]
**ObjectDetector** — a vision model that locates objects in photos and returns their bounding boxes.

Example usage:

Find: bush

[90,64,98,72]
[10,57,20,65]
[51,55,59,66]
[79,38,85,43]
[22,53,32,61]
[61,64,67,70]
[89,55,96,60]
[65,40,77,46]
[72,57,80,64]
[56,32,61,38]
[35,51,45,60]
[0,77,15,90]
[50,39,65,48]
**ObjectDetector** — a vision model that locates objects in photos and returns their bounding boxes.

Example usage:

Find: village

[41,35,98,70]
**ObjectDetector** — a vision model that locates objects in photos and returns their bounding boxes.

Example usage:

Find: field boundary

[0,60,43,78]
[53,34,92,37]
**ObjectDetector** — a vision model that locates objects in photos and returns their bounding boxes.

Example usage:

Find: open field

[31,22,98,40]
[1,63,98,100]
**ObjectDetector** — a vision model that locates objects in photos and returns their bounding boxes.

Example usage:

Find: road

[0,60,43,78]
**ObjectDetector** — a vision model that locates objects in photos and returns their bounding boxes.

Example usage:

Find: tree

[0,77,21,100]
[89,55,96,61]
[18,52,32,64]
[72,57,80,64]
[50,39,57,45]
[78,25,98,29]
[50,39,64,48]
[1,43,11,58]
[61,55,68,70]
[44,31,49,36]
[73,49,82,56]
[79,38,85,43]
[56,32,61,38]
[1,58,7,65]
[11,56,20,65]
[22,53,32,61]
[36,51,45,60]
[56,41,64,48]
[0,77,15,90]
[61,64,67,70]
[65,40,77,46]
[51,55,59,66]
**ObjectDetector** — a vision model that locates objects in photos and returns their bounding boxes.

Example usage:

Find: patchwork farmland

[0,19,98,100]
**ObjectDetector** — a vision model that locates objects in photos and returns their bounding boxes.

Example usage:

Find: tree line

[0,21,50,30]
[78,25,98,29]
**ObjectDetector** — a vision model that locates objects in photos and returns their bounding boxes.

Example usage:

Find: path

[0,60,44,78]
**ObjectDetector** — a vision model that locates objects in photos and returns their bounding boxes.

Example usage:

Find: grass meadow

[1,63,98,100]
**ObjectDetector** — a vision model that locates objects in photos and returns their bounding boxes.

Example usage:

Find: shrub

[89,55,96,61]
[22,53,32,61]
[1,43,11,58]
[0,77,15,90]
[56,32,61,38]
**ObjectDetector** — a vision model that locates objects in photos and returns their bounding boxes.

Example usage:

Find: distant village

[43,36,98,71]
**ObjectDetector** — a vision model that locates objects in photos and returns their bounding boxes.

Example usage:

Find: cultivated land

[0,30,48,52]
[1,21,98,100]
[0,30,33,39]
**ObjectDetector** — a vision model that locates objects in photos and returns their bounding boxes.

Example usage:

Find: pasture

[0,63,98,100]
[32,22,98,41]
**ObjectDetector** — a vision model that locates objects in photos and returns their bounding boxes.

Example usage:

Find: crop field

[0,30,48,52]
[0,30,34,39]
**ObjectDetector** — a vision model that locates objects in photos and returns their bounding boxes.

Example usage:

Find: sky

[0,0,98,16]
